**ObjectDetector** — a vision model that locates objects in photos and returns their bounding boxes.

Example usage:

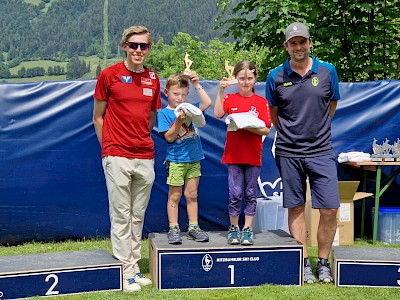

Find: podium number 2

[228,265,235,285]
[45,274,60,296]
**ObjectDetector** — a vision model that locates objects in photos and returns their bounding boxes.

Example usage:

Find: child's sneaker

[240,227,254,245]
[227,226,241,245]
[168,226,182,244]
[187,225,209,242]
[316,258,333,283]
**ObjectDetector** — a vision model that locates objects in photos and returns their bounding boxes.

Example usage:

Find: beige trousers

[102,156,155,277]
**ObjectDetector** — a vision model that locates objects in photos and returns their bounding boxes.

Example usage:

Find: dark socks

[318,258,329,266]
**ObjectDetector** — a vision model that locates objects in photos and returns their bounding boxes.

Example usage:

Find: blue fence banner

[0,80,399,243]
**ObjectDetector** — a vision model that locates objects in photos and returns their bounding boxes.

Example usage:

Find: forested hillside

[0,0,228,63]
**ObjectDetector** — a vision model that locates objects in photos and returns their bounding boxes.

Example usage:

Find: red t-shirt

[94,62,161,159]
[222,93,271,166]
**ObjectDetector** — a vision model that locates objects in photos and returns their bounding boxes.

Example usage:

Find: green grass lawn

[1,237,399,300]
[9,60,68,76]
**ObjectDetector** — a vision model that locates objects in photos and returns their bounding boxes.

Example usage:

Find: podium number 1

[228,265,235,285]
[45,274,60,296]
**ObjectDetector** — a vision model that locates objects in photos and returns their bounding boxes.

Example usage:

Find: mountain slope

[1,0,228,61]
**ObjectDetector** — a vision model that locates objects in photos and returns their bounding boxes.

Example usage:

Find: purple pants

[227,164,261,217]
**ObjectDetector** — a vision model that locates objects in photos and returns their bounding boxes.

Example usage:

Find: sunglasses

[125,42,150,51]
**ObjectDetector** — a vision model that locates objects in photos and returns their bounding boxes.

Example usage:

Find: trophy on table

[183,52,194,76]
[371,138,384,161]
[393,138,400,161]
[224,60,238,85]
[372,138,395,162]
[382,138,395,161]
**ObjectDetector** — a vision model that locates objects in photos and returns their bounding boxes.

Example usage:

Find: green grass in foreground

[1,238,399,300]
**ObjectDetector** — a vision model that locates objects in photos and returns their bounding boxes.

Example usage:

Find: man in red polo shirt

[93,25,161,293]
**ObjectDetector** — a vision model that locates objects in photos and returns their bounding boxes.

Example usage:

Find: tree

[216,0,400,81]
[0,63,11,79]
[38,2,45,10]
[95,64,101,78]
[66,57,88,80]
[18,67,27,78]
[26,67,45,78]
[53,65,65,75]
[146,33,268,80]
[7,47,19,61]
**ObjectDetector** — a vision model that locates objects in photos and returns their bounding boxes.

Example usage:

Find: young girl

[214,60,271,245]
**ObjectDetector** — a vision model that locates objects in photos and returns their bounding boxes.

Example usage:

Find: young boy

[157,72,212,244]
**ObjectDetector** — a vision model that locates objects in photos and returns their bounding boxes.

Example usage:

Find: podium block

[0,249,122,299]
[332,246,400,287]
[149,230,303,290]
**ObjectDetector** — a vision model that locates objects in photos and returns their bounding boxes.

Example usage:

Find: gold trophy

[183,52,194,76]
[225,60,238,85]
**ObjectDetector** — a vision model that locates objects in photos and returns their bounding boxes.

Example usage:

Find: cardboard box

[305,181,373,246]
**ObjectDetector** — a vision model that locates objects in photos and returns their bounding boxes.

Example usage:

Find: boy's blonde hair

[165,74,190,90]
[121,26,153,46]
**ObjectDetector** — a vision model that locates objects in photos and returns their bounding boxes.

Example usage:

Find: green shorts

[166,161,201,186]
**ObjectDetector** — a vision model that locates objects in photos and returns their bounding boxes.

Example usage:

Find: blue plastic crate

[372,207,400,244]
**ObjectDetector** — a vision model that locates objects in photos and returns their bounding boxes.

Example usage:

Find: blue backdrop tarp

[0,79,399,244]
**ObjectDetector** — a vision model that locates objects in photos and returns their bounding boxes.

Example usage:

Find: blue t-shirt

[157,103,204,163]
[265,55,340,157]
